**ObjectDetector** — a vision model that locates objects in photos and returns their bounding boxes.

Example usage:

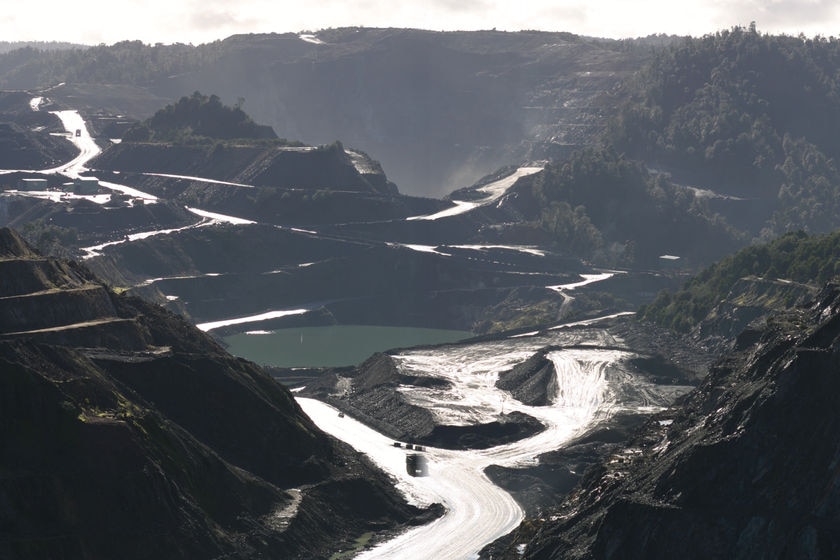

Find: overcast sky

[2,0,839,46]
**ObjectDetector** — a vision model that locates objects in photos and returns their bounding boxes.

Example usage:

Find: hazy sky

[2,0,839,46]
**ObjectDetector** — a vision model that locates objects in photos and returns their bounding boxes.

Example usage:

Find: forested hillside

[0,40,217,87]
[639,229,840,332]
[494,26,840,268]
[610,26,840,235]
[505,147,741,266]
[123,91,279,143]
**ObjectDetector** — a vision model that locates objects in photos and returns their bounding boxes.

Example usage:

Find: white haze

[3,0,839,46]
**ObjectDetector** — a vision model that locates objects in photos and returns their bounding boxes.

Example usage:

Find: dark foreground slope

[487,283,840,559]
[0,227,437,559]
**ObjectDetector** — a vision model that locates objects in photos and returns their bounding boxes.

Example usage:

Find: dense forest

[0,40,221,87]
[609,25,840,236]
[0,41,82,55]
[123,91,279,143]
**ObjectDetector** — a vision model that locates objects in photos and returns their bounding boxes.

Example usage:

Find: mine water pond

[222,325,473,367]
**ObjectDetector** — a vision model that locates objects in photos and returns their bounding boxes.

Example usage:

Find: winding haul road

[7,104,690,558]
[10,102,257,258]
[40,110,102,176]
[299,326,661,560]
[406,166,543,221]
[300,398,523,560]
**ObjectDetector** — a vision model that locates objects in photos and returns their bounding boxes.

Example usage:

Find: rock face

[692,276,818,354]
[0,227,435,559]
[497,284,840,559]
[496,350,558,406]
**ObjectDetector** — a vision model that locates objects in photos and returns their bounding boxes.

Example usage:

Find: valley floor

[298,316,698,558]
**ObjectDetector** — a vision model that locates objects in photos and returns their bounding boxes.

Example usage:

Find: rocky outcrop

[0,227,437,559]
[496,350,558,406]
[692,275,817,353]
[490,283,840,559]
[301,353,442,443]
[0,236,141,347]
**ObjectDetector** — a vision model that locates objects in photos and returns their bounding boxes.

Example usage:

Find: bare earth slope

[0,227,437,559]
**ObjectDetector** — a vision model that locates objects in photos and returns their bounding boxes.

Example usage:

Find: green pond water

[222,325,472,368]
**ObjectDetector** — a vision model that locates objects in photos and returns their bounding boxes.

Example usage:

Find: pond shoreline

[223,324,473,368]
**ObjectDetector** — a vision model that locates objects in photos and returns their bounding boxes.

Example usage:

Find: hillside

[0,30,653,197]
[90,91,395,195]
[445,27,840,270]
[496,147,744,267]
[486,281,840,559]
[122,91,278,143]
[0,92,76,169]
[610,27,840,237]
[0,227,437,559]
[638,229,840,337]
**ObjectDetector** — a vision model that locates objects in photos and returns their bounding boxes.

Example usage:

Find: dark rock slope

[0,92,76,169]
[0,227,436,559]
[496,349,558,406]
[490,284,840,559]
[88,138,444,228]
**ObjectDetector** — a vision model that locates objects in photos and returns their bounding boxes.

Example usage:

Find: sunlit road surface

[406,166,543,221]
[20,105,260,258]
[295,321,688,559]
[40,110,103,176]
[299,397,522,560]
